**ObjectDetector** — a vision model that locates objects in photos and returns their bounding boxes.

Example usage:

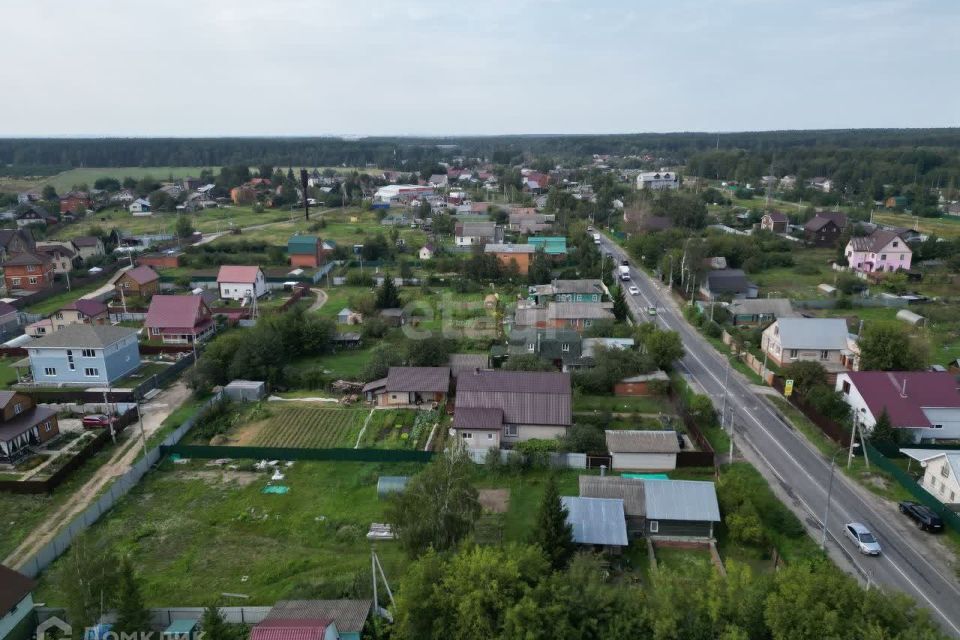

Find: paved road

[600,234,960,636]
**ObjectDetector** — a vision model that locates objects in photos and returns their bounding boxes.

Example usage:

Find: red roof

[123,265,159,285]
[145,295,208,330]
[845,371,960,428]
[61,299,107,317]
[250,619,332,640]
[217,265,262,283]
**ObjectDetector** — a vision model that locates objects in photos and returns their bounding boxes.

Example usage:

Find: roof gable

[844,371,960,428]
[145,295,207,329]
[771,318,849,350]
[31,324,137,349]
[122,265,159,285]
[217,265,263,283]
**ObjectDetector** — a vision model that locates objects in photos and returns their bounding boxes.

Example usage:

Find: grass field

[573,394,673,414]
[872,210,960,240]
[750,247,836,298]
[0,358,22,389]
[245,406,368,448]
[63,204,291,239]
[25,281,109,315]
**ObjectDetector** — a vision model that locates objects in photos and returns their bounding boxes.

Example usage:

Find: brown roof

[765,211,788,223]
[73,236,101,247]
[266,600,372,633]
[0,564,36,613]
[579,476,645,517]
[0,406,57,444]
[122,265,160,285]
[453,407,503,430]
[145,295,208,330]
[384,367,450,393]
[848,229,908,253]
[3,251,51,267]
[60,299,107,317]
[456,370,571,427]
[805,212,846,231]
[605,430,681,454]
[250,619,332,640]
[217,265,262,283]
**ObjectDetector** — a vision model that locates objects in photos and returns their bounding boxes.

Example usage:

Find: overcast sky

[1,0,957,136]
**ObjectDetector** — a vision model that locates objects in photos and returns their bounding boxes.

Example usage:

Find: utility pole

[135,398,147,459]
[847,413,859,469]
[821,449,847,550]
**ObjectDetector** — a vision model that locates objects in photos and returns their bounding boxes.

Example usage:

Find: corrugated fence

[163,444,435,463]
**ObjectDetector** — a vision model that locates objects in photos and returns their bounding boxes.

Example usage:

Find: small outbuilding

[377,475,409,499]
[606,430,681,471]
[896,309,926,327]
[224,380,267,402]
[161,619,199,640]
[561,496,628,550]
[642,479,721,539]
[337,308,363,325]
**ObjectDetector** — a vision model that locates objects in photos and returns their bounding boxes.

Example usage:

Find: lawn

[0,358,21,389]
[246,406,368,448]
[573,394,673,414]
[750,248,836,299]
[25,281,109,315]
[67,204,291,239]
[873,210,960,240]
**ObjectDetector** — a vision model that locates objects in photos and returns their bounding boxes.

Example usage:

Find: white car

[844,522,881,556]
[628,286,640,296]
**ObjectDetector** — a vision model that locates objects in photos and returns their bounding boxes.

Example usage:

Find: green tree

[859,322,928,371]
[200,603,232,640]
[643,328,685,370]
[406,336,453,367]
[42,184,58,200]
[529,476,576,570]
[611,285,628,322]
[781,361,828,397]
[362,342,405,381]
[375,273,402,309]
[527,248,553,285]
[54,534,118,631]
[385,446,481,557]
[869,408,901,445]
[175,214,194,238]
[113,556,151,637]
[504,354,555,372]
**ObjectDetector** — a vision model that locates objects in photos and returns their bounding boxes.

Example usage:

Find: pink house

[844,230,912,274]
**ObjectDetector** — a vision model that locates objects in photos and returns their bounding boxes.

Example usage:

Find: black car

[898,501,944,532]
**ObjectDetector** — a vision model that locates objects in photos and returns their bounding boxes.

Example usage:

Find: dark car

[899,501,944,532]
[82,414,117,429]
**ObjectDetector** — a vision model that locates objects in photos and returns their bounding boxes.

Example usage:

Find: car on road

[82,414,117,429]
[844,522,881,555]
[898,501,944,532]
[647,306,657,316]
[628,285,640,295]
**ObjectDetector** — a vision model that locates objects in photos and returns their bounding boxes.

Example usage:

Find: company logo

[37,617,71,640]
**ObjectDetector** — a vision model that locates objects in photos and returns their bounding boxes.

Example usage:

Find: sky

[1,0,958,137]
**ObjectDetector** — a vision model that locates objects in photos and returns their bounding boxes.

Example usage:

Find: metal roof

[266,600,372,633]
[0,565,35,615]
[561,497,628,546]
[606,430,680,454]
[550,279,605,295]
[145,295,207,330]
[485,243,535,254]
[727,298,796,318]
[121,265,160,285]
[0,406,57,443]
[453,407,503,429]
[456,370,571,427]
[771,317,849,350]
[217,265,262,283]
[384,367,450,393]
[579,476,645,516]
[643,479,720,522]
[447,353,490,377]
[251,619,332,640]
[29,324,137,349]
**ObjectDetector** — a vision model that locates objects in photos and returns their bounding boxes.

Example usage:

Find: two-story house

[36,243,78,274]
[844,230,912,274]
[287,234,325,268]
[507,328,583,370]
[217,265,267,301]
[51,299,109,330]
[27,325,141,386]
[144,295,215,345]
[0,391,59,464]
[0,228,35,263]
[3,252,55,292]
[514,301,615,333]
[59,191,92,215]
[115,265,160,299]
[804,213,847,247]
[71,235,106,261]
[761,317,856,371]
[531,279,607,305]
[0,565,37,640]
[636,170,679,190]
[914,452,960,508]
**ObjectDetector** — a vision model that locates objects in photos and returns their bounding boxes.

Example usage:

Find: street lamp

[821,444,859,550]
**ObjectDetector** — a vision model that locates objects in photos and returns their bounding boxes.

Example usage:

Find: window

[842,381,851,395]
[29,277,37,285]
[584,320,592,327]
[152,328,161,335]
[649,520,659,534]
[789,349,798,358]
[561,343,571,352]
[26,265,35,273]
[14,403,22,414]
[505,424,519,437]
[43,367,56,376]
[880,254,886,261]
[951,491,956,502]
[81,349,95,358]
[43,421,51,432]
[527,343,535,352]
[900,254,905,260]
[487,433,494,440]
[67,350,75,370]
[820,350,829,360]
[461,432,473,440]
[55,312,63,320]
[933,424,943,430]
[11,278,20,286]
[942,464,950,479]
[84,367,99,377]
[892,241,899,247]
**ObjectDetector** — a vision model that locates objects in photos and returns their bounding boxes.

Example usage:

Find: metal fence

[164,444,435,463]
[465,447,587,469]
[131,356,196,400]
[16,393,223,579]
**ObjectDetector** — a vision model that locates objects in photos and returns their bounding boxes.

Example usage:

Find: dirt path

[3,381,193,570]
[308,288,328,312]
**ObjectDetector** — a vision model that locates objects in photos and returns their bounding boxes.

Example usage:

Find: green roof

[288,235,319,254]
[162,620,197,636]
[528,236,568,255]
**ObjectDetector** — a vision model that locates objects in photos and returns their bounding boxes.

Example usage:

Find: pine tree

[113,556,151,637]
[612,285,629,322]
[529,475,576,570]
[375,273,402,309]
[868,408,901,445]
[200,603,231,640]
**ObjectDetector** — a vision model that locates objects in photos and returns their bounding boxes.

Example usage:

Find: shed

[578,475,646,536]
[896,309,925,327]
[605,430,681,471]
[642,479,720,539]
[560,496,628,548]
[817,283,837,296]
[377,475,409,499]
[161,619,199,640]
[224,380,266,402]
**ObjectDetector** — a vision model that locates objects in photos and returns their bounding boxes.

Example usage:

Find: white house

[419,244,434,260]
[636,170,679,190]
[761,317,857,371]
[217,265,266,301]
[836,371,960,443]
[129,198,151,215]
[605,430,681,471]
[916,452,960,508]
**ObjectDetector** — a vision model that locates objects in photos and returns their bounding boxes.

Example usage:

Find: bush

[704,321,722,338]
[793,264,820,276]
[726,502,767,546]
[484,447,503,472]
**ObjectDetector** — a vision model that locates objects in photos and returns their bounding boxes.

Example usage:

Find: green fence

[865,443,960,535]
[163,444,435,463]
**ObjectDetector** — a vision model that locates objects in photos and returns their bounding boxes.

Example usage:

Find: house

[836,371,960,442]
[287,235,325,268]
[128,198,151,215]
[15,205,49,228]
[265,600,372,640]
[761,318,855,370]
[507,328,583,370]
[115,265,160,299]
[51,299,109,331]
[579,476,647,536]
[808,177,833,193]
[844,230,912,274]
[509,213,553,234]
[27,325,141,386]
[484,243,535,274]
[336,308,363,325]
[560,497,629,550]
[532,279,607,304]
[373,185,433,205]
[418,244,434,260]
[447,353,490,378]
[24,319,53,338]
[455,221,502,247]
[779,175,797,189]
[454,370,572,445]
[636,170,679,190]
[0,229,35,263]
[804,214,846,247]
[59,191,91,215]
[428,174,448,188]
[760,211,788,233]
[614,370,670,396]
[3,252,55,292]
[527,236,567,257]
[250,619,339,640]
[909,452,960,508]
[0,564,37,640]
[217,265,267,301]
[605,430,681,471]
[378,308,407,327]
[700,269,757,301]
[363,366,450,407]
[641,479,721,538]
[36,243,77,274]
[0,392,59,464]
[885,195,908,210]
[0,302,20,335]
[727,298,796,326]
[513,302,615,332]
[144,295,216,345]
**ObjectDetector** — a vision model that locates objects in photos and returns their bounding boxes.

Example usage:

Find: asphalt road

[599,234,960,636]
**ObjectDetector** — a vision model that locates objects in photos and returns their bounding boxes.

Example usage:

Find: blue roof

[162,620,197,636]
[561,496,628,546]
[528,236,568,255]
[642,480,720,522]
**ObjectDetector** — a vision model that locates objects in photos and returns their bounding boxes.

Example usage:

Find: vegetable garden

[249,407,367,448]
